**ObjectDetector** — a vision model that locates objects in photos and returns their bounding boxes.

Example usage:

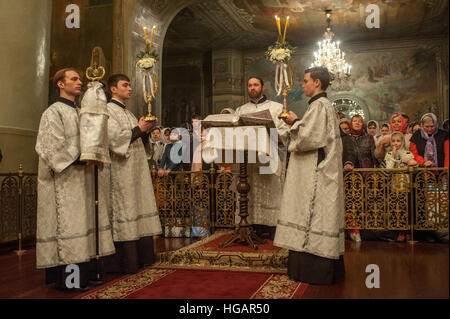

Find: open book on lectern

[202,109,275,128]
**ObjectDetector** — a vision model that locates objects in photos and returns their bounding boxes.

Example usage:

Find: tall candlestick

[275,16,282,37]
[149,26,155,51]
[143,27,149,47]
[282,16,289,43]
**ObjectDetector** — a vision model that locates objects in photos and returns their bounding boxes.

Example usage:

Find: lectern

[201,119,278,250]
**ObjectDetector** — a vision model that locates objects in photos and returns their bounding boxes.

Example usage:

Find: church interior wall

[242,37,449,124]
[0,0,52,173]
[2,1,447,173]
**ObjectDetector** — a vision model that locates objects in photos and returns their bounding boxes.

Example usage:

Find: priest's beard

[248,89,262,101]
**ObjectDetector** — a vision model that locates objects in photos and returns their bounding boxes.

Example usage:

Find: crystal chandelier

[311,10,351,83]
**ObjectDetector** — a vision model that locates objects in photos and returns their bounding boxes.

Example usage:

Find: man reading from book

[233,77,290,240]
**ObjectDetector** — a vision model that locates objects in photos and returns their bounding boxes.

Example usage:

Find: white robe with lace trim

[100,102,162,242]
[234,99,290,226]
[35,102,115,269]
[274,97,345,260]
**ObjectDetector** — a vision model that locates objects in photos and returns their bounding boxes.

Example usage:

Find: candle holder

[138,26,159,122]
[265,16,296,119]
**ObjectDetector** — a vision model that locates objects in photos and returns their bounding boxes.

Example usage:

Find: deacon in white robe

[274,67,345,285]
[35,69,115,291]
[234,77,290,239]
[100,74,162,273]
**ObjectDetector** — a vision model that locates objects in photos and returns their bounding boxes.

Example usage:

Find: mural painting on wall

[246,47,438,122]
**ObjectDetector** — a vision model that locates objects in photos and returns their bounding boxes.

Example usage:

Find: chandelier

[311,10,351,83]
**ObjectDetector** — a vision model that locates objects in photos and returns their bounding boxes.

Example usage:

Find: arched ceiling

[163,0,448,55]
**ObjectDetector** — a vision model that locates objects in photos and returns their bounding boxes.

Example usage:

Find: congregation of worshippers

[35,66,449,291]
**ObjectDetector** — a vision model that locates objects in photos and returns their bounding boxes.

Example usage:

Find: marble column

[0,0,52,173]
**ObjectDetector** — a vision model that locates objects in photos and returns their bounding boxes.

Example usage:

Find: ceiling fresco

[163,0,448,54]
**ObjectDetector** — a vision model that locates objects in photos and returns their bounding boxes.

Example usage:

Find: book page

[239,109,275,128]
[202,114,240,127]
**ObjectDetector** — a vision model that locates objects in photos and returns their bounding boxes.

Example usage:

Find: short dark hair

[248,76,264,87]
[192,114,202,120]
[108,74,130,90]
[53,68,81,89]
[305,67,330,91]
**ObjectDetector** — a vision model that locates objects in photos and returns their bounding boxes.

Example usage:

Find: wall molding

[0,126,38,138]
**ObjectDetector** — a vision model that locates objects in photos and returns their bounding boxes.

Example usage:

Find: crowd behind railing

[0,111,448,248]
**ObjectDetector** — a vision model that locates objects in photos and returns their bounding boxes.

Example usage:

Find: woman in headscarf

[410,113,449,168]
[375,112,412,162]
[160,127,171,145]
[347,115,379,242]
[367,120,382,146]
[380,123,391,137]
[339,118,351,135]
[349,115,379,169]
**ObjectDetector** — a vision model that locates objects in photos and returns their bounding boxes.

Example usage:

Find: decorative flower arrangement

[136,50,158,71]
[265,41,296,64]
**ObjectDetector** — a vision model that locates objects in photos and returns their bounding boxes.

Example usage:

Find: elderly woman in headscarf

[410,113,449,168]
[375,112,412,162]
[349,115,379,169]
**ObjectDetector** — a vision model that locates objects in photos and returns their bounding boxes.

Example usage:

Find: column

[212,49,244,114]
[0,0,52,173]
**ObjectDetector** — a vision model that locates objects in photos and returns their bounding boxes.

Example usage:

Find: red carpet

[76,268,308,299]
[157,231,288,273]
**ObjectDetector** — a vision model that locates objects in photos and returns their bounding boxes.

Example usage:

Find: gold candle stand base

[145,113,158,122]
[15,250,27,256]
[278,109,289,119]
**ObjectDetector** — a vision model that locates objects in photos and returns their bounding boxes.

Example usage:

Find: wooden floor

[0,238,448,299]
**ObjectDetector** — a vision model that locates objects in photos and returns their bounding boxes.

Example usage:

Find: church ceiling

[163,0,448,54]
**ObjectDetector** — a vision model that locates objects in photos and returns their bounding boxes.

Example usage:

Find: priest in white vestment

[274,67,345,285]
[234,77,290,239]
[100,74,162,274]
[35,68,115,291]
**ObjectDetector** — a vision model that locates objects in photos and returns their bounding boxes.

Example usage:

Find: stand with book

[202,110,276,250]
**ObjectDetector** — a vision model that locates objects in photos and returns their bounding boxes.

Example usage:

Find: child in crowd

[384,132,417,169]
[384,131,417,242]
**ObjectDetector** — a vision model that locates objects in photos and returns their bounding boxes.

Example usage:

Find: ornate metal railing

[0,165,37,252]
[344,167,448,232]
[151,166,237,232]
[1,165,448,249]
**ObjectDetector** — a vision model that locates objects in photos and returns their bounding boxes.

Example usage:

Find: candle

[143,27,149,47]
[275,16,282,37]
[149,26,156,51]
[282,16,289,43]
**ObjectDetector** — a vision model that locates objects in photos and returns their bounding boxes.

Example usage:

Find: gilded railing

[343,167,449,232]
[0,165,37,252]
[1,166,448,249]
